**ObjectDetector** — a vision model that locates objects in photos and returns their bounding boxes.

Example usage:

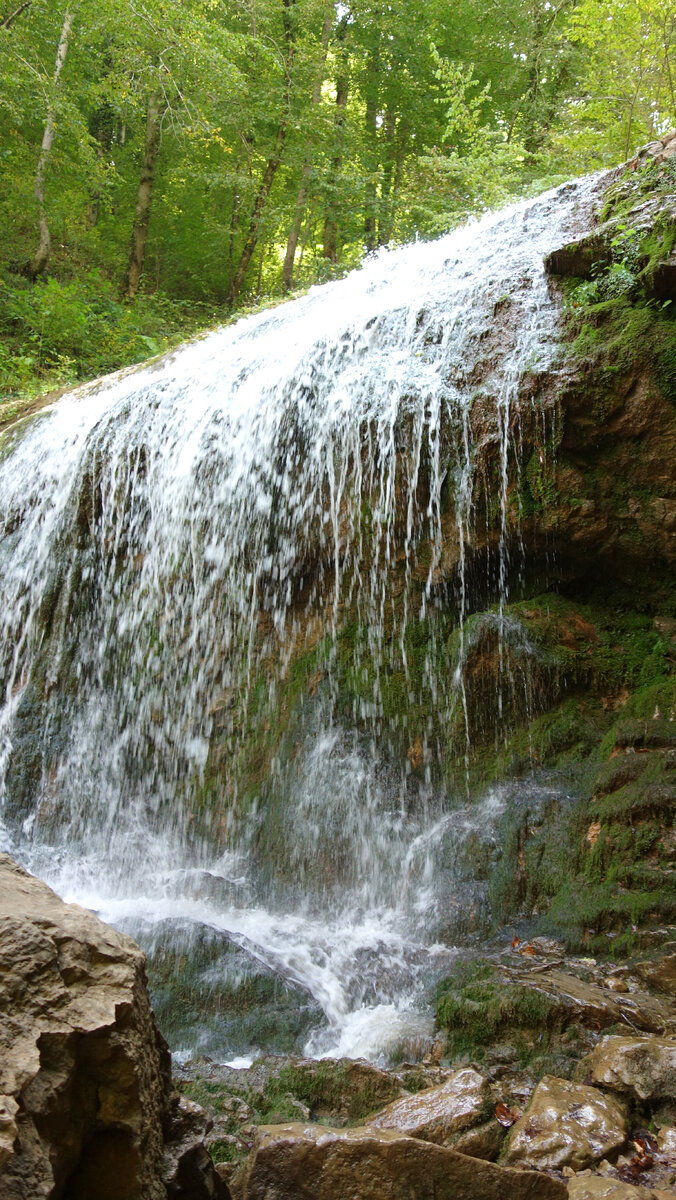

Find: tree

[29,8,74,279]
[227,0,296,307]
[122,90,164,299]
[280,0,333,292]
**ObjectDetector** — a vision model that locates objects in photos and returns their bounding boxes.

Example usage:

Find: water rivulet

[0,176,605,1061]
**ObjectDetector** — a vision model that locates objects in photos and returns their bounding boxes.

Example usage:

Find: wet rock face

[237,1122,568,1200]
[0,854,227,1200]
[587,1036,676,1102]
[634,949,676,998]
[503,1076,628,1171]
[544,130,676,298]
[365,1067,488,1143]
[566,1179,655,1200]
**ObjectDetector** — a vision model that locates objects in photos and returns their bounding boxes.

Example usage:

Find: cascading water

[0,175,603,1062]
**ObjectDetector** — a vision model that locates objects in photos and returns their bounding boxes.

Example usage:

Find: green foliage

[0,271,213,402]
[0,0,672,394]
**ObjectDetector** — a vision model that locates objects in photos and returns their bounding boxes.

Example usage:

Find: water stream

[0,174,602,1062]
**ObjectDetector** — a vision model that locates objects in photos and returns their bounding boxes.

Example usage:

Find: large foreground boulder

[236,1122,568,1200]
[0,854,227,1200]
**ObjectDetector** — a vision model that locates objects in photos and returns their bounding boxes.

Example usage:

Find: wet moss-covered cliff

[2,139,674,967]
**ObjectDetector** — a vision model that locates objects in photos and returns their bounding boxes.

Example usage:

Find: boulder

[636,129,676,167]
[503,1076,628,1171]
[0,854,227,1200]
[237,1122,568,1200]
[366,1067,488,1143]
[446,1118,506,1161]
[164,1094,229,1199]
[567,1180,654,1200]
[586,1036,676,1102]
[513,969,673,1035]
[657,1125,676,1153]
[634,949,676,998]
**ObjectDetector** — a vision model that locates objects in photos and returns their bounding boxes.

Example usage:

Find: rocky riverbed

[175,930,676,1199]
[3,848,676,1199]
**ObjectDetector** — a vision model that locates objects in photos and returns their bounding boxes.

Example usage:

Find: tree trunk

[122,92,164,301]
[379,116,407,247]
[363,45,380,254]
[28,9,73,281]
[281,6,333,292]
[87,101,115,229]
[322,55,349,263]
[227,0,295,308]
[378,106,397,246]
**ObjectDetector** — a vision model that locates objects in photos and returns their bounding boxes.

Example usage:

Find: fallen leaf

[519,944,536,956]
[495,1102,519,1128]
[511,935,521,949]
[633,1130,658,1156]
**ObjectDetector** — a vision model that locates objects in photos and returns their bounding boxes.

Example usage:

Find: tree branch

[1,0,33,30]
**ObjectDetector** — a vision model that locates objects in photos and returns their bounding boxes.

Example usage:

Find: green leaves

[0,0,673,393]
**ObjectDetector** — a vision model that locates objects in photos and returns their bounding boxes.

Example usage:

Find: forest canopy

[0,0,674,399]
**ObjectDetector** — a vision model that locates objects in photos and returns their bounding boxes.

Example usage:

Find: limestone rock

[635,949,676,998]
[587,1036,676,1101]
[567,1179,654,1200]
[657,1125,676,1152]
[238,1122,568,1200]
[513,969,673,1035]
[366,1067,488,1143]
[503,1076,628,1171]
[0,853,226,1200]
[0,1096,18,1172]
[636,129,676,166]
[164,1094,230,1199]
[445,1118,506,1161]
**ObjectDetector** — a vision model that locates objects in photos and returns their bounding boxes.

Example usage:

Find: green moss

[183,1058,400,1133]
[146,929,322,1057]
[259,1061,398,1121]
[207,1139,241,1165]
[435,959,558,1058]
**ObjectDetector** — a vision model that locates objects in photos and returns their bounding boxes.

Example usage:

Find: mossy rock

[142,920,324,1058]
[435,959,558,1060]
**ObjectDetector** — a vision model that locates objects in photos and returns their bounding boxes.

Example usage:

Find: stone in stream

[512,969,674,1035]
[365,1066,488,1143]
[502,1076,629,1171]
[0,854,228,1200]
[566,1180,655,1200]
[236,1122,568,1200]
[634,948,676,998]
[445,1118,507,1161]
[586,1036,676,1102]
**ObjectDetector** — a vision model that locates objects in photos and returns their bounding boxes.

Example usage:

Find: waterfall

[0,175,602,1062]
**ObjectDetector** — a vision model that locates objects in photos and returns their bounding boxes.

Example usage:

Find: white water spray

[0,176,601,1060]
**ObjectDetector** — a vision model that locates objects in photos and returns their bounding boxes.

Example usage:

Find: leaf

[495,1102,519,1128]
